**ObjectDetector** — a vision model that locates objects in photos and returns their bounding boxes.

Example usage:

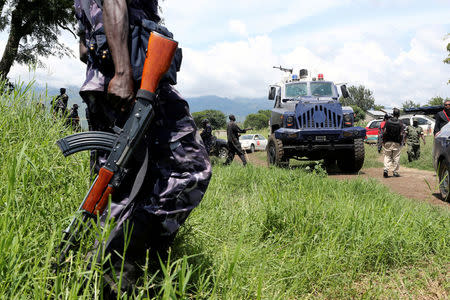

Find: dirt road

[245,152,449,208]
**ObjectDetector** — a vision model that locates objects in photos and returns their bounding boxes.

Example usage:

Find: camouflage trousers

[81,84,212,294]
[407,143,420,162]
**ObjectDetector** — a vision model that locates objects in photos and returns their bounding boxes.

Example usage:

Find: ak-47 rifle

[55,32,178,267]
[403,105,443,115]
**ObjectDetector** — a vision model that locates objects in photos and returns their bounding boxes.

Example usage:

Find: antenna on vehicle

[273,65,293,74]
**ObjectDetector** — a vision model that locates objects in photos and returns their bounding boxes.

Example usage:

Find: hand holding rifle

[55,32,178,269]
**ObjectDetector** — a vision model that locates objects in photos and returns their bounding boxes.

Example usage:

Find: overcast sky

[3,0,450,108]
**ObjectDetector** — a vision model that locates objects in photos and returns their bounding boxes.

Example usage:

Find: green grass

[0,82,449,299]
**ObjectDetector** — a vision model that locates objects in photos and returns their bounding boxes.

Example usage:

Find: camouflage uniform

[74,0,211,292]
[406,125,423,162]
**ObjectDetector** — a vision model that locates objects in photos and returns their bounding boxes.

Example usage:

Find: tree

[427,96,449,106]
[402,100,420,110]
[350,105,365,122]
[0,0,76,77]
[339,85,375,111]
[373,104,385,111]
[192,110,226,130]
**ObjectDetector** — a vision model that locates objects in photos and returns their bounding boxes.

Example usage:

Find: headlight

[286,116,294,127]
[344,114,351,122]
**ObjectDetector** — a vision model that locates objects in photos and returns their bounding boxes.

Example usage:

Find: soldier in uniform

[200,119,213,154]
[74,0,211,295]
[67,103,81,131]
[51,88,69,117]
[224,114,247,166]
[406,119,426,162]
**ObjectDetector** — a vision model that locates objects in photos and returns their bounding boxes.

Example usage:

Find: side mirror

[268,87,276,100]
[341,85,350,98]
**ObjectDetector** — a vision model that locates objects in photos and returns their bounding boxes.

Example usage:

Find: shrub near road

[0,87,449,298]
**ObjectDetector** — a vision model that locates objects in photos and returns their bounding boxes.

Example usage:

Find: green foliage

[373,104,385,110]
[340,85,375,111]
[0,82,449,298]
[192,109,226,129]
[350,105,366,122]
[402,100,420,110]
[427,96,449,106]
[243,109,270,129]
[0,0,76,76]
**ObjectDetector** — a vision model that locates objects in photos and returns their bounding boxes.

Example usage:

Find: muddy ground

[244,152,449,208]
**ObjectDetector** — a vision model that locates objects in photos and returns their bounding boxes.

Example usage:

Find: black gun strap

[128,146,149,202]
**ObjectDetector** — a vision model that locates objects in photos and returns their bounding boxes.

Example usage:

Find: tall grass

[0,83,449,299]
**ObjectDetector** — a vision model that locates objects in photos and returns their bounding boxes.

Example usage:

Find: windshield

[310,82,333,97]
[240,135,253,140]
[285,83,307,98]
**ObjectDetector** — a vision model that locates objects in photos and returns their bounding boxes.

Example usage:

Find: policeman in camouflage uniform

[74,0,211,295]
[224,114,247,166]
[406,120,426,162]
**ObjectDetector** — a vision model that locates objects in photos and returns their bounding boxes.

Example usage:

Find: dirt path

[246,152,449,208]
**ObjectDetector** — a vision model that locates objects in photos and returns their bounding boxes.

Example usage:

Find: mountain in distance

[31,84,273,127]
[186,95,273,121]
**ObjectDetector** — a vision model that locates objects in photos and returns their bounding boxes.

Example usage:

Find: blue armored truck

[267,68,366,172]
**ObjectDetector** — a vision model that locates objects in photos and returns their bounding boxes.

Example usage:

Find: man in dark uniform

[200,119,213,154]
[66,103,81,131]
[406,119,426,162]
[51,88,69,117]
[433,100,450,135]
[74,0,211,295]
[224,114,247,166]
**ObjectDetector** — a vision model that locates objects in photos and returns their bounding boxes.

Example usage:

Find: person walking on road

[406,119,426,162]
[382,108,405,177]
[224,114,247,166]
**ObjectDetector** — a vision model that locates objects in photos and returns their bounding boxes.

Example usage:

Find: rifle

[403,105,443,115]
[55,32,178,268]
[273,65,293,74]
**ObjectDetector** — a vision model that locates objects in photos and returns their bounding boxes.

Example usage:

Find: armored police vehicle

[267,67,366,172]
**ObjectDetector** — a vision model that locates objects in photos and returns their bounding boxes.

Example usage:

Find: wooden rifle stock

[57,32,178,267]
[80,32,178,216]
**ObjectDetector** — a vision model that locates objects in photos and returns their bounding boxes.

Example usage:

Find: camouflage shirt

[406,125,423,145]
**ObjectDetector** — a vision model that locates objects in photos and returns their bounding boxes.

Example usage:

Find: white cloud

[228,20,248,37]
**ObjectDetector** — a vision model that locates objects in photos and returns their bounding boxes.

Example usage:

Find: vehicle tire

[438,160,450,202]
[267,134,288,167]
[250,144,255,153]
[337,138,365,173]
[218,146,228,159]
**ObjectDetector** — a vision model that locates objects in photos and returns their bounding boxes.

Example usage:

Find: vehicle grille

[297,104,342,129]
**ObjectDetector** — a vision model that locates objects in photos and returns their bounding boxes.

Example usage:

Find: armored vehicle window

[285,83,307,98]
[310,82,333,97]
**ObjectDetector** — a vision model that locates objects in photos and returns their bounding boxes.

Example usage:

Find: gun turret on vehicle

[403,105,443,115]
[267,68,365,172]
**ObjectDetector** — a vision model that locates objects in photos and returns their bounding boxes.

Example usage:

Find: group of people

[51,88,80,131]
[380,100,450,178]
